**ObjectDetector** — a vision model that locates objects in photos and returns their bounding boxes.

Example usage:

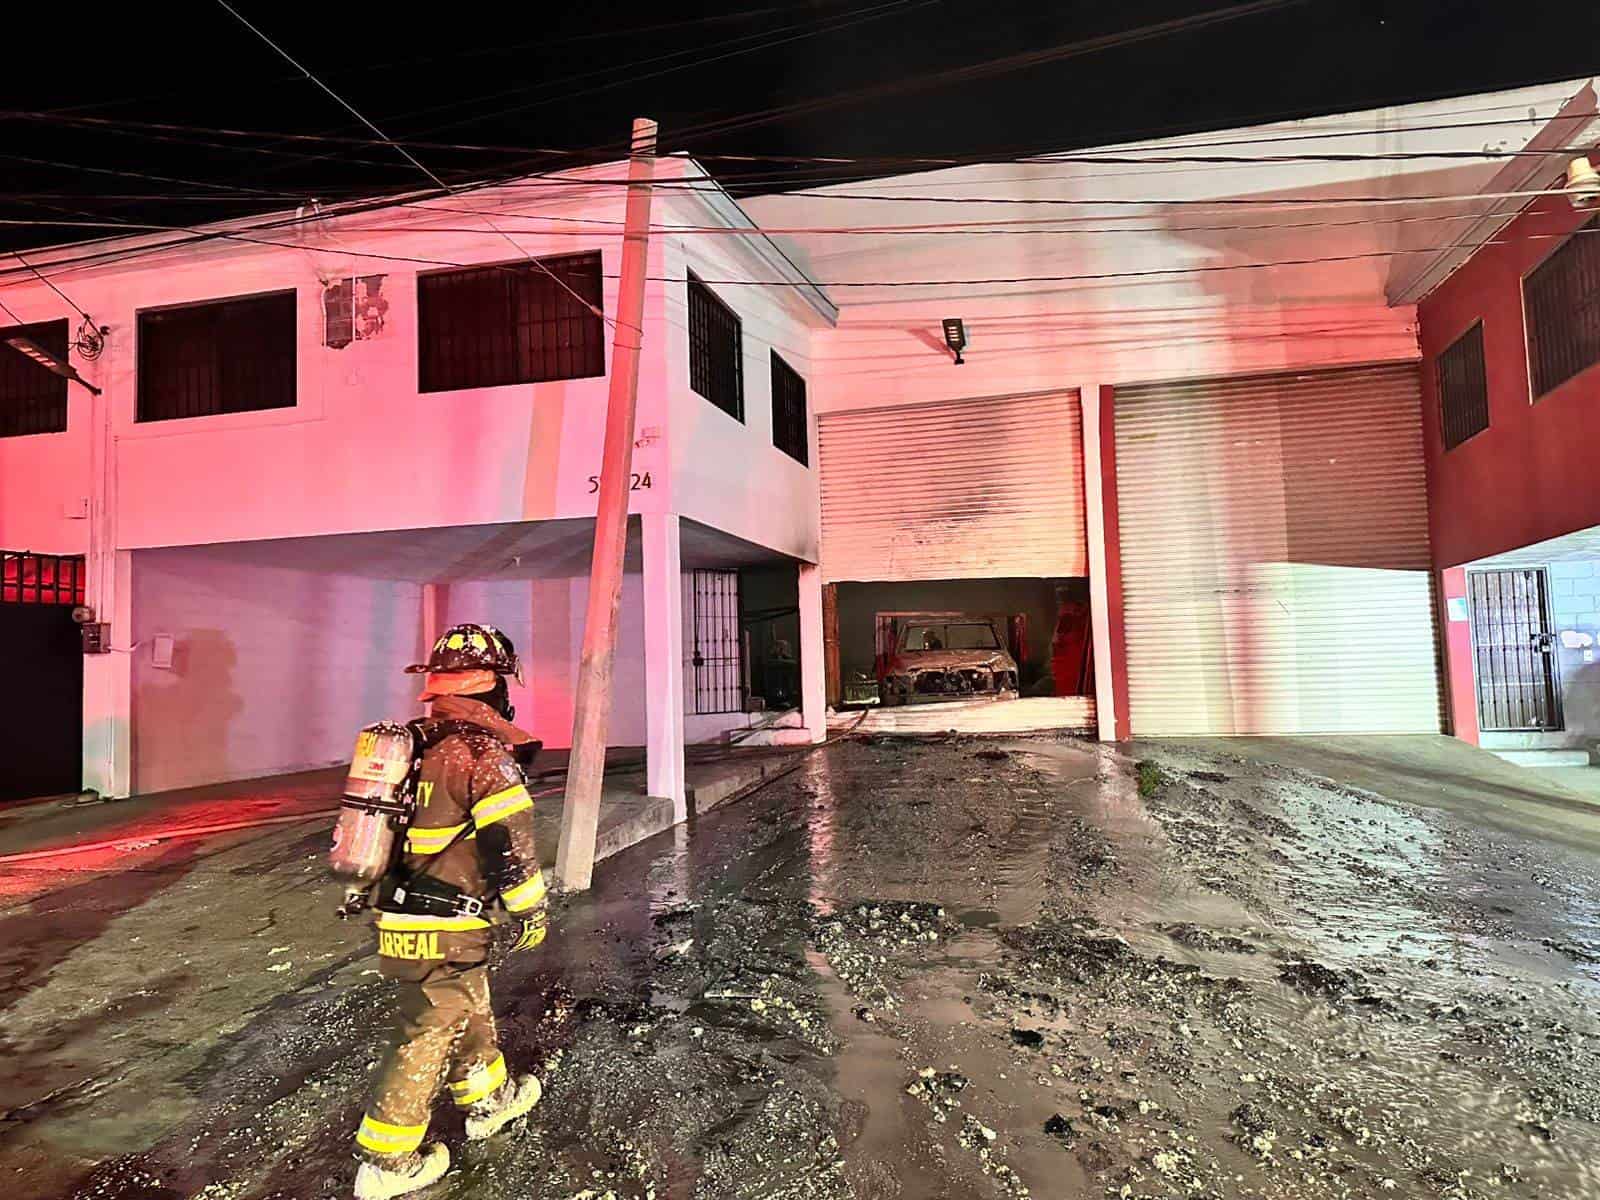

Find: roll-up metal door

[818,390,1086,583]
[1115,363,1441,735]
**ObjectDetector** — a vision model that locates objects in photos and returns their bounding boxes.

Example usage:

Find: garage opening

[833,577,1092,706]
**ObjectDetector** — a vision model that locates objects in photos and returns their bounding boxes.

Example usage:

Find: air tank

[330,721,417,888]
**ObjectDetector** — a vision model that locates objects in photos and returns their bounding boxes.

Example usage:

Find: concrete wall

[0,162,831,567]
[1418,190,1600,569]
[441,574,648,753]
[131,549,423,794]
[659,223,823,563]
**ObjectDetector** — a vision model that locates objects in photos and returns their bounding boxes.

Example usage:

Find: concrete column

[1081,384,1123,742]
[642,512,687,822]
[82,549,132,797]
[1439,566,1479,744]
[798,561,826,743]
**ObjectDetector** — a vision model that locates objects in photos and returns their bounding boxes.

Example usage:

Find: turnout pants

[355,962,505,1159]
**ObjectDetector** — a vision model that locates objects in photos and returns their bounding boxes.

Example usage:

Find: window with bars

[418,251,604,392]
[687,569,743,714]
[0,319,70,438]
[687,272,743,421]
[138,291,297,422]
[2,552,86,605]
[770,350,809,465]
[1437,321,1489,450]
[1524,214,1600,399]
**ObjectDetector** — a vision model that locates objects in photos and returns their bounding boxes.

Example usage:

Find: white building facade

[0,158,834,812]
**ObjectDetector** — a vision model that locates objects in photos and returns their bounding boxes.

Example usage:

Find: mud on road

[4,736,1599,1199]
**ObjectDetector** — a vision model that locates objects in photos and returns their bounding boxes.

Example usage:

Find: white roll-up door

[818,390,1086,583]
[1115,363,1441,735]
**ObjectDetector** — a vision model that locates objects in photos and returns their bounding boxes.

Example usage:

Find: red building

[1419,165,1600,759]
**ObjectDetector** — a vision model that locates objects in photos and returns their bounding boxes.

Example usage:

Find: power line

[663,0,1313,146]
[0,200,1556,240]
[11,105,1598,174]
[4,204,1595,293]
[405,0,932,139]
[211,0,612,325]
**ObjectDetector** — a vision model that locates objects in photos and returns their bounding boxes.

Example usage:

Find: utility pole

[556,117,658,892]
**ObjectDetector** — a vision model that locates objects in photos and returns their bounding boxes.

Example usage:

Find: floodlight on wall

[3,336,102,394]
[1566,156,1600,209]
[941,317,967,365]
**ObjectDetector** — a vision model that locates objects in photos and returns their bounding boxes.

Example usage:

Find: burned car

[879,613,1020,706]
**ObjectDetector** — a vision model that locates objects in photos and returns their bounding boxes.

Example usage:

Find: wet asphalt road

[4,735,1599,1200]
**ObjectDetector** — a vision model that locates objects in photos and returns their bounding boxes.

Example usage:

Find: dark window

[0,319,69,438]
[1524,215,1600,398]
[1437,321,1489,450]
[687,273,743,420]
[418,251,604,393]
[138,291,297,422]
[770,350,808,465]
[688,569,743,714]
[1,551,85,605]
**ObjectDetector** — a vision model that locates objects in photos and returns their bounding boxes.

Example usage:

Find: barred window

[1437,321,1489,450]
[0,318,69,438]
[1524,215,1600,399]
[687,272,743,421]
[1,551,85,605]
[770,350,808,465]
[418,251,604,393]
[138,291,297,422]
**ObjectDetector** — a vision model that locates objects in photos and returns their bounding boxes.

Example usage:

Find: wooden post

[555,118,658,892]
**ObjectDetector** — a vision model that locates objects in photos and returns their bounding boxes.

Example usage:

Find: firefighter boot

[464,1075,541,1140]
[353,1144,450,1200]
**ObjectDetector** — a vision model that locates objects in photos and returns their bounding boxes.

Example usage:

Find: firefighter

[352,623,549,1200]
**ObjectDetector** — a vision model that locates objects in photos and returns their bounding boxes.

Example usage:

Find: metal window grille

[1524,214,1600,399]
[1437,321,1488,450]
[689,569,743,714]
[687,273,743,421]
[418,251,604,393]
[1,552,86,605]
[138,291,297,422]
[1469,568,1563,732]
[0,319,69,438]
[770,350,808,465]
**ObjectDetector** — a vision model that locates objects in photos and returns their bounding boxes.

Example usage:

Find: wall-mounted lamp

[941,317,967,365]
[1566,156,1600,210]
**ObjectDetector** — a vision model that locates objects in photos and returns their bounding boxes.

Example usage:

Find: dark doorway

[738,565,799,713]
[1469,568,1563,732]
[0,602,82,801]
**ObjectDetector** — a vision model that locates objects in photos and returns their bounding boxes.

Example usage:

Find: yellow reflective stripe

[376,911,489,932]
[356,1115,426,1153]
[501,872,547,913]
[450,1053,507,1107]
[471,785,533,828]
[405,822,468,854]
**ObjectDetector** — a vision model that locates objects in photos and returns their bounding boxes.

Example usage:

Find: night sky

[3,1,1598,251]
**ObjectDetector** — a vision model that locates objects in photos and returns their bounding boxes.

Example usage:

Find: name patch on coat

[379,930,445,961]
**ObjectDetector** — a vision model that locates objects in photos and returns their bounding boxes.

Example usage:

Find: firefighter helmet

[407,623,523,683]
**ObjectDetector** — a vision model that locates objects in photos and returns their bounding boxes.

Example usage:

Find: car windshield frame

[901,621,1001,652]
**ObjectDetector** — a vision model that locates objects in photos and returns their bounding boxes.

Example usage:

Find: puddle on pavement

[7,734,1600,1200]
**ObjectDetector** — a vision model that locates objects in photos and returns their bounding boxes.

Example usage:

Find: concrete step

[1491,749,1593,768]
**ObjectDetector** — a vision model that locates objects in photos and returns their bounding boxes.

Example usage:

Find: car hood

[887,649,1016,671]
